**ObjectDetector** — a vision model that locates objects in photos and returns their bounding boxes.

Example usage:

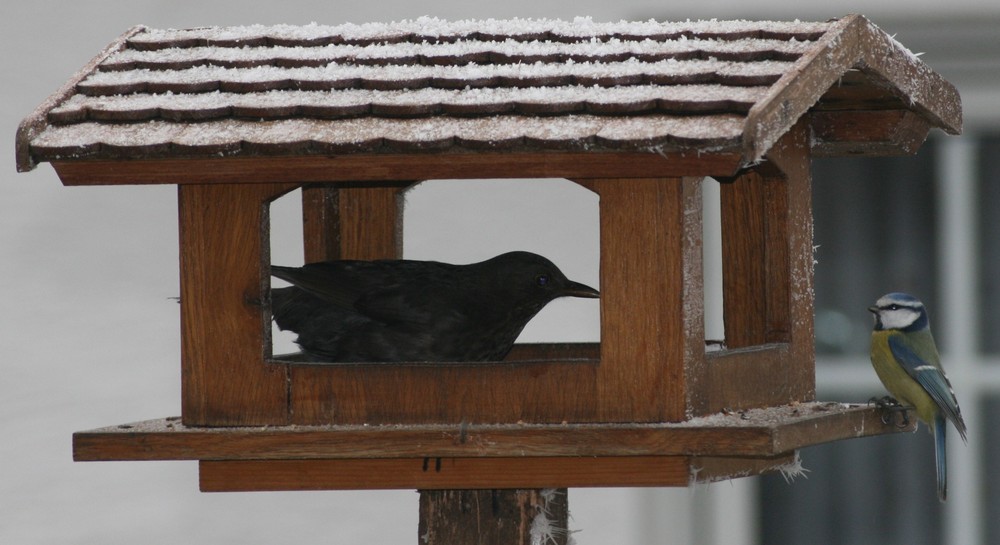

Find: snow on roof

[16,15,961,172]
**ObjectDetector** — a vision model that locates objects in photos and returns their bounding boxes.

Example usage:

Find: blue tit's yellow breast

[870,330,938,424]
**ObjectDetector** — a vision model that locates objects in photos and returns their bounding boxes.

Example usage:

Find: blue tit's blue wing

[887,335,967,440]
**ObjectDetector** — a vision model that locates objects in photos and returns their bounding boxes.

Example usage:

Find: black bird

[270,251,599,362]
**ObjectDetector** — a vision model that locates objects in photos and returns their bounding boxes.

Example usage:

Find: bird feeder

[18,15,960,493]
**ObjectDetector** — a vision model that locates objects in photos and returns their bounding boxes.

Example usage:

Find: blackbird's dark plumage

[270,251,600,362]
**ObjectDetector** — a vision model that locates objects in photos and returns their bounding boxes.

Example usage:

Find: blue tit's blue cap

[876,292,923,307]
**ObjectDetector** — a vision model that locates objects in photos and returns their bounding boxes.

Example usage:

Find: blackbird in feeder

[270,251,599,362]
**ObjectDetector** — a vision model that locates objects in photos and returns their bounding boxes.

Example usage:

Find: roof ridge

[126,18,833,50]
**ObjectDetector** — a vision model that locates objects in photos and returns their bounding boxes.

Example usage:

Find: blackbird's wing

[272,260,464,327]
[350,261,472,328]
[353,285,456,327]
[271,261,379,310]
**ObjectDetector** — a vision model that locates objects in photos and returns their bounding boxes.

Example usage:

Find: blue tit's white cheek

[880,308,920,330]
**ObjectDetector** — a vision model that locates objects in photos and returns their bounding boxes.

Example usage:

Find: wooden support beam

[195,455,800,491]
[195,454,798,491]
[809,110,932,156]
[51,152,743,186]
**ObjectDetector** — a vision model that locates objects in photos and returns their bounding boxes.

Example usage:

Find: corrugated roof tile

[16,15,962,172]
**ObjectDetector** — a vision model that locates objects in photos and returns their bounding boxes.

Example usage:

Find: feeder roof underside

[16,15,962,174]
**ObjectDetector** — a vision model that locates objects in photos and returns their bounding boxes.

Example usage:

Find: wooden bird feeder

[18,15,959,496]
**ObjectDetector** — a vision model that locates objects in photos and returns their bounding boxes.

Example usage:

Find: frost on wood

[675,401,853,428]
[418,489,571,545]
[105,37,816,69]
[50,84,771,122]
[30,114,746,157]
[530,488,571,545]
[125,16,833,47]
[777,451,810,483]
[78,58,795,91]
[688,451,810,487]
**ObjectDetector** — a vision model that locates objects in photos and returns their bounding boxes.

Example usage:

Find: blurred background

[3,1,998,544]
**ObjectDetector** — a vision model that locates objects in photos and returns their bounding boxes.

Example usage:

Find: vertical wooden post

[712,119,815,407]
[764,120,816,399]
[178,182,298,426]
[290,183,407,423]
[419,489,569,545]
[719,169,791,347]
[300,183,406,262]
[576,177,704,422]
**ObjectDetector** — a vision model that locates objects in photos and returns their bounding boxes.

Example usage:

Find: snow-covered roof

[16,14,961,174]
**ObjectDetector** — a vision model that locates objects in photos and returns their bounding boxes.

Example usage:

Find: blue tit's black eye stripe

[879,303,921,312]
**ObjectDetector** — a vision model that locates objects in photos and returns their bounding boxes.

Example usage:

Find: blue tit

[869,292,968,501]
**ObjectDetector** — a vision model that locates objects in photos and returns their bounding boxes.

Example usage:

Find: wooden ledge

[74,402,913,463]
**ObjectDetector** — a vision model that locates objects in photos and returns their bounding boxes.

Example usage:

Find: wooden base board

[73,402,913,490]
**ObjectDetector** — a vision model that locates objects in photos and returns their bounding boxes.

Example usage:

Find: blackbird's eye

[536,274,550,287]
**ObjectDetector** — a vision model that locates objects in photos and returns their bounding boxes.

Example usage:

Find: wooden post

[289,183,406,423]
[574,177,704,422]
[300,183,406,263]
[705,119,815,411]
[419,489,569,545]
[178,182,298,426]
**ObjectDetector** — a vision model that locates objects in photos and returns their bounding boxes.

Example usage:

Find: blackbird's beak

[562,280,600,299]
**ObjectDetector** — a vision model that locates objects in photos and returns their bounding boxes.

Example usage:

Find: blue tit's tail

[934,412,948,502]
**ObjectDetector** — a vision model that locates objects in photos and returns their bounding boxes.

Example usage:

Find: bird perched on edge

[270,251,599,363]
[868,292,967,502]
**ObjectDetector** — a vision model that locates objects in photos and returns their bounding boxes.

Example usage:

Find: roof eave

[15,25,148,172]
[742,14,962,165]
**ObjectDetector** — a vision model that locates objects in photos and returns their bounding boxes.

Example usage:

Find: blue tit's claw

[880,410,894,426]
[871,396,910,427]
[898,409,911,428]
